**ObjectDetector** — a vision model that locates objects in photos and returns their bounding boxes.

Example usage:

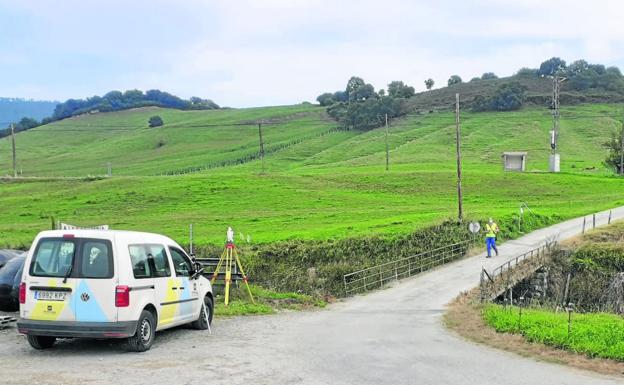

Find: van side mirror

[190,257,204,280]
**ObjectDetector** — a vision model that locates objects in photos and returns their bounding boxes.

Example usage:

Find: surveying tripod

[210,241,255,306]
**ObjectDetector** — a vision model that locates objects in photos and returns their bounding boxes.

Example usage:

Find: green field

[483,304,624,361]
[1,103,623,248]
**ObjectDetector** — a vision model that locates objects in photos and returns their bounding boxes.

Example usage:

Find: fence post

[609,210,612,224]
[343,275,348,295]
[379,266,383,287]
[593,213,596,229]
[395,261,398,281]
[480,268,485,302]
[582,217,586,234]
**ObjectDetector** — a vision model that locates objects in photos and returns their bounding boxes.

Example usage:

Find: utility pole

[258,123,265,173]
[620,115,624,175]
[10,124,16,178]
[549,75,564,172]
[385,113,389,171]
[455,93,463,222]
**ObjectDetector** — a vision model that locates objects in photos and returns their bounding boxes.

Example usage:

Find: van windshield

[30,238,113,279]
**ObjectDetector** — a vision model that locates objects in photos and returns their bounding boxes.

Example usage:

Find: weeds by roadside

[214,284,327,317]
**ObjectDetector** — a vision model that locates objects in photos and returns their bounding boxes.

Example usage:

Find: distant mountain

[0,98,57,126]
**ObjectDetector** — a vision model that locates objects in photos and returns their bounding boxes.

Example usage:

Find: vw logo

[80,292,90,302]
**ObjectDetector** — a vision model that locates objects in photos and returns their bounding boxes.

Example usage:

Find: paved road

[1,208,623,385]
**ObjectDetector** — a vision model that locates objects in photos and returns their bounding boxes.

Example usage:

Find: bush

[148,115,164,128]
[470,82,527,112]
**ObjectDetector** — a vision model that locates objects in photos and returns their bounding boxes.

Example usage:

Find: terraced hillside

[0,103,623,247]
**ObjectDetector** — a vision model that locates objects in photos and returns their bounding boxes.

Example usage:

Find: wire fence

[343,239,475,295]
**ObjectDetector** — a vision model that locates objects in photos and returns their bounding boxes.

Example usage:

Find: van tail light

[19,282,26,304]
[115,285,130,307]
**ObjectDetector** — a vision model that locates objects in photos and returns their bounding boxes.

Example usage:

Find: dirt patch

[444,289,624,378]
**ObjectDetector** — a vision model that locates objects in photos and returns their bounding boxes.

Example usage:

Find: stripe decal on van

[160,298,197,306]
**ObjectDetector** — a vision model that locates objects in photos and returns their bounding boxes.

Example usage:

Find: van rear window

[30,238,113,279]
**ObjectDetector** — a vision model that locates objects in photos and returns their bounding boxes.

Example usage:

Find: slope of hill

[406,75,624,113]
[0,102,623,247]
[0,98,57,124]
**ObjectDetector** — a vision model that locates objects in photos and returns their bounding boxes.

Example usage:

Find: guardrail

[480,241,556,301]
[343,239,474,295]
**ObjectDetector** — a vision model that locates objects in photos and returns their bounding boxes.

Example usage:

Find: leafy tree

[424,78,434,90]
[333,90,348,103]
[470,82,527,112]
[346,76,376,101]
[604,126,624,174]
[378,89,386,97]
[489,82,527,111]
[469,77,481,82]
[316,92,335,106]
[567,60,590,76]
[481,72,498,80]
[387,81,415,98]
[538,57,566,76]
[447,75,462,86]
[148,115,164,128]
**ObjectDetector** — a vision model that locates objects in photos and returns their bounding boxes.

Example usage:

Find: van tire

[191,295,213,330]
[26,335,56,350]
[126,310,156,352]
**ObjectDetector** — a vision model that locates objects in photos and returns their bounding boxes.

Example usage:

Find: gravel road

[1,207,623,385]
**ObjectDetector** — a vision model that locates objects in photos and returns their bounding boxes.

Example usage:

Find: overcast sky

[1,0,624,107]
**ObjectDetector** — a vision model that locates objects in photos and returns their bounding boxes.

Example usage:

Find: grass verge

[483,304,624,361]
[214,284,326,317]
[444,290,624,377]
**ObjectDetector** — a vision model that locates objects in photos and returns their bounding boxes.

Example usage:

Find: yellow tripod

[210,242,255,306]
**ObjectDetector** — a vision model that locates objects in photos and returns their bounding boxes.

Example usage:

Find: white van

[17,230,213,352]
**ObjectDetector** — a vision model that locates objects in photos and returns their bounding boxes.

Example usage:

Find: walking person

[485,218,499,258]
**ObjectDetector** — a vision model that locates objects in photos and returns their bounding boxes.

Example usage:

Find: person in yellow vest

[485,218,499,258]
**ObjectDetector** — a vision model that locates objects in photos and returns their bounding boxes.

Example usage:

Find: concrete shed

[502,152,527,172]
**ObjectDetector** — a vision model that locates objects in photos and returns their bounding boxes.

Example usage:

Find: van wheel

[191,295,213,330]
[126,310,156,352]
[26,335,56,350]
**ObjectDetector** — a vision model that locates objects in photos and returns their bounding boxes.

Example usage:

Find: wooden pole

[385,113,389,171]
[455,93,463,221]
[11,124,16,178]
[258,123,265,173]
[620,117,624,175]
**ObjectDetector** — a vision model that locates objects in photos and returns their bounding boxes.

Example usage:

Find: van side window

[146,244,171,278]
[129,245,151,278]
[128,244,171,279]
[169,247,192,277]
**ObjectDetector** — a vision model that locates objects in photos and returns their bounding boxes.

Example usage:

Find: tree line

[1,89,220,138]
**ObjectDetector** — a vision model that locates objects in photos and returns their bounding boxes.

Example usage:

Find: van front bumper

[17,319,138,338]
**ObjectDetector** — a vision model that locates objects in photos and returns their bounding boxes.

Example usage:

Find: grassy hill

[406,75,624,113]
[0,101,623,248]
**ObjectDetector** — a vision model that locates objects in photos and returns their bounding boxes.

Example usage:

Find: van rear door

[23,237,77,322]
[73,239,117,322]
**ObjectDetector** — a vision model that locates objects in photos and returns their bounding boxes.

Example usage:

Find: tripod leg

[225,247,232,306]
[233,247,255,304]
[211,248,227,284]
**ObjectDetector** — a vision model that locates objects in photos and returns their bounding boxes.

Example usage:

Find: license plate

[34,291,68,301]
